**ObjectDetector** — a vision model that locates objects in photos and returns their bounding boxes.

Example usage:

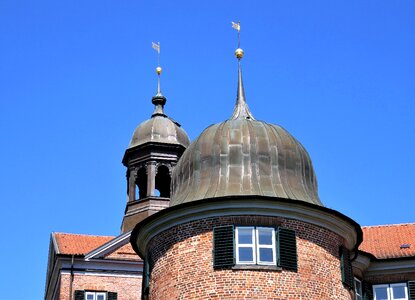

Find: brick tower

[131,36,362,299]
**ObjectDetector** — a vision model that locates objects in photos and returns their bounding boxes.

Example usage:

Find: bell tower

[121,44,190,233]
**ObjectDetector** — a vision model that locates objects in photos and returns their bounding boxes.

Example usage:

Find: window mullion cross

[256,227,276,265]
[253,227,258,264]
[235,226,276,266]
[373,283,409,300]
[235,227,255,264]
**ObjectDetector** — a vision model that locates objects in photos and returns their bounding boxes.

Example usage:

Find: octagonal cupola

[121,49,189,233]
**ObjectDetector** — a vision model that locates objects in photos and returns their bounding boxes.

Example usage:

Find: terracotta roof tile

[360,223,415,259]
[54,232,114,255]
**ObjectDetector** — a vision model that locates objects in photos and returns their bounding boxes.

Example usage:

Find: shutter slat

[213,225,235,268]
[74,290,84,300]
[340,246,354,289]
[409,281,415,300]
[362,281,373,300]
[107,292,118,300]
[277,228,297,271]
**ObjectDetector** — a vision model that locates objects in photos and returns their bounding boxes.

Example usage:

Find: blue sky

[1,1,414,299]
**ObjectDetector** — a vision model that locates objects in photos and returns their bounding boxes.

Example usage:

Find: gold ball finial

[156,66,162,75]
[235,48,244,59]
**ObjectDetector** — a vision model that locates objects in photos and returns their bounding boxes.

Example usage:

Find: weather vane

[231,21,244,60]
[152,41,162,94]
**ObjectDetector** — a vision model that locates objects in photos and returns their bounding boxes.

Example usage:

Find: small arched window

[155,165,171,198]
[135,167,147,200]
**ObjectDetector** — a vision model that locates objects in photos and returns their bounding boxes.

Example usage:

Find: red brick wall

[59,273,141,300]
[147,215,354,300]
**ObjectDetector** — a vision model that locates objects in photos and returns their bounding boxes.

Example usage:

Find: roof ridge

[362,222,415,228]
[53,232,115,238]
[85,231,131,260]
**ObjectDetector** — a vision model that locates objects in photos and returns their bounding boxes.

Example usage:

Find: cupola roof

[127,96,190,149]
[170,30,321,206]
[127,59,190,149]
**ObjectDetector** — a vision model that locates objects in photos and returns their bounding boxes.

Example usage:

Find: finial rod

[152,42,162,94]
[230,21,254,120]
[232,21,241,51]
[151,41,166,117]
[237,21,241,48]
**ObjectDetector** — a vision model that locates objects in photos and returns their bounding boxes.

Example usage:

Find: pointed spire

[230,21,255,120]
[151,42,166,117]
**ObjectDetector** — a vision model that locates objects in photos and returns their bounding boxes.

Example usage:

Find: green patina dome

[170,63,321,206]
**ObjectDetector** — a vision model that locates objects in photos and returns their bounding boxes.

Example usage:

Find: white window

[355,278,362,300]
[374,283,408,300]
[85,292,106,300]
[235,226,276,266]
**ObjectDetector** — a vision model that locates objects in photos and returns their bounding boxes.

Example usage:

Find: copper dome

[128,94,190,149]
[170,61,321,206]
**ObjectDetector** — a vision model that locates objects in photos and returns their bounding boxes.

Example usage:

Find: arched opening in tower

[135,167,147,200]
[155,165,171,198]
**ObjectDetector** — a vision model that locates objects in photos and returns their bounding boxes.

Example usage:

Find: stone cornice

[352,252,372,274]
[131,196,362,258]
[124,198,170,217]
[365,258,415,276]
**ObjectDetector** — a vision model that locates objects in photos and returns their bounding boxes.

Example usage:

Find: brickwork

[105,244,142,261]
[147,215,354,300]
[58,273,141,300]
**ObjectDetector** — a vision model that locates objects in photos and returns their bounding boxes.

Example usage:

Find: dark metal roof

[171,118,321,206]
[170,59,321,206]
[128,93,190,149]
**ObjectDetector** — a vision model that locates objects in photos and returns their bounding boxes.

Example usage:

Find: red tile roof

[360,223,415,259]
[54,233,114,255]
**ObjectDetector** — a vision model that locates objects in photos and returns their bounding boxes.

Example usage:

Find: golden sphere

[156,66,162,75]
[235,48,244,59]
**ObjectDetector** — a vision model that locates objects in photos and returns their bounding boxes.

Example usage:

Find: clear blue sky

[1,1,414,299]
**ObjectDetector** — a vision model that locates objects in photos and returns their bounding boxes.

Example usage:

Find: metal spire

[151,42,166,117]
[230,21,255,120]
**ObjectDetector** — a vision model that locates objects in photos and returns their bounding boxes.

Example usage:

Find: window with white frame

[213,225,297,271]
[85,292,106,300]
[235,226,276,265]
[374,283,408,300]
[355,278,363,300]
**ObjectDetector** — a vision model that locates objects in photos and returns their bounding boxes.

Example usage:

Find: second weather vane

[151,41,162,94]
[231,20,241,48]
[232,21,244,60]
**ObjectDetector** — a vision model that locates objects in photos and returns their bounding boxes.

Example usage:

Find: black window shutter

[339,246,354,289]
[107,292,118,300]
[213,225,235,268]
[408,281,415,300]
[277,227,298,271]
[362,281,373,300]
[74,290,84,300]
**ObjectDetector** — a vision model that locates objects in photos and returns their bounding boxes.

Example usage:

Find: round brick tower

[131,40,362,300]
